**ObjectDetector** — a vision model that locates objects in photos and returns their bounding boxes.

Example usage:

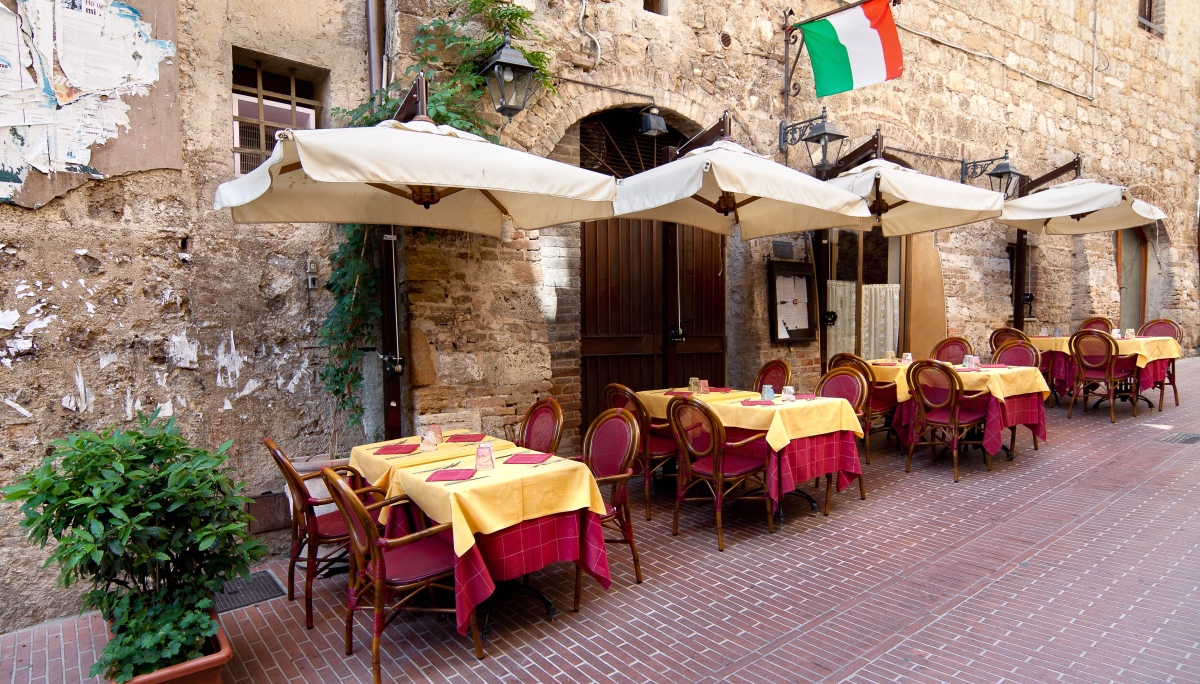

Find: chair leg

[1068,389,1076,418]
[627,533,643,583]
[469,612,485,659]
[858,473,866,501]
[1159,382,1166,412]
[715,505,724,552]
[672,491,682,536]
[573,564,582,611]
[1110,388,1117,423]
[643,456,653,521]
[344,598,354,655]
[371,635,381,684]
[1172,374,1179,406]
[952,445,959,482]
[1009,427,1016,458]
[1131,385,1139,418]
[1033,433,1039,450]
[287,539,299,601]
[906,441,915,473]
[814,477,820,488]
[823,474,832,516]
[304,538,318,630]
[863,423,872,465]
[764,493,775,534]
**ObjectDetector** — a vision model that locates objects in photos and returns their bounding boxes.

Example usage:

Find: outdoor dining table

[868,361,1050,456]
[635,388,865,510]
[348,431,610,635]
[1028,335,1180,399]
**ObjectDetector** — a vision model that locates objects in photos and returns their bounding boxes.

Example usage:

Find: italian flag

[797,0,904,98]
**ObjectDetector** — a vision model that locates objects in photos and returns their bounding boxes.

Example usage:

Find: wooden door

[666,223,727,388]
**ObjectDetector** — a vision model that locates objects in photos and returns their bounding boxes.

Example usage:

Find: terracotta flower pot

[107,608,233,684]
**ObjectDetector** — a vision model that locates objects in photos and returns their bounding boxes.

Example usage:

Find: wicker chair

[813,367,868,514]
[604,383,678,521]
[1068,330,1140,423]
[323,469,483,684]
[264,437,378,630]
[930,337,974,365]
[992,340,1043,454]
[829,352,897,464]
[988,327,1030,354]
[1077,316,1114,333]
[905,361,990,482]
[753,359,792,394]
[1139,318,1182,410]
[579,408,643,585]
[515,397,564,454]
[667,396,774,551]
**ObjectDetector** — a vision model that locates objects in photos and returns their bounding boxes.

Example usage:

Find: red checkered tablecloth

[893,392,1046,456]
[1045,352,1168,396]
[724,428,862,511]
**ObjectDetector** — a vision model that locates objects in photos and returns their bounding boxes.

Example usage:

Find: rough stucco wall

[0,0,369,632]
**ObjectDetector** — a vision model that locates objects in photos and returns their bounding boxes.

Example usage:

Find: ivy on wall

[319,0,553,426]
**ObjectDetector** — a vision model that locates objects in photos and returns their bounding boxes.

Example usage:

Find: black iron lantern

[799,109,848,176]
[639,106,668,137]
[986,155,1024,198]
[479,32,541,119]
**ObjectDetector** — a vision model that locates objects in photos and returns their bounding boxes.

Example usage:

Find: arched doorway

[578,108,727,425]
[1116,227,1149,329]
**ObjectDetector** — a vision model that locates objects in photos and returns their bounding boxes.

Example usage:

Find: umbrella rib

[734,196,760,209]
[368,183,414,201]
[689,193,718,210]
[278,162,303,175]
[480,190,510,215]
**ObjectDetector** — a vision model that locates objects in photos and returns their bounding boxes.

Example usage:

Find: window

[1138,0,1164,37]
[231,52,324,176]
[643,0,666,15]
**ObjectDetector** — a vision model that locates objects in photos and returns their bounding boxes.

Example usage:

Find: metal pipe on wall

[366,0,386,93]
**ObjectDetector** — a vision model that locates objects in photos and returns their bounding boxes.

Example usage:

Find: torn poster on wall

[0,0,174,202]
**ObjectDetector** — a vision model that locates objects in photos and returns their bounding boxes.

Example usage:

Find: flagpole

[790,0,874,27]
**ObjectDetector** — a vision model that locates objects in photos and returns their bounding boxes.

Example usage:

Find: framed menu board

[768,260,819,343]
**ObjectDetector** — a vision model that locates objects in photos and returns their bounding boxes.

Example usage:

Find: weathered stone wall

[0,0,370,632]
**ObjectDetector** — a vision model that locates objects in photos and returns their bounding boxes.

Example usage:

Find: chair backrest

[829,352,876,384]
[1077,316,1113,333]
[989,327,1030,353]
[581,408,641,482]
[930,337,974,365]
[906,360,963,417]
[264,438,317,525]
[603,383,651,437]
[1069,329,1116,372]
[322,467,382,569]
[815,367,867,413]
[1139,318,1181,341]
[517,397,564,453]
[667,397,726,478]
[754,358,792,393]
[993,340,1041,368]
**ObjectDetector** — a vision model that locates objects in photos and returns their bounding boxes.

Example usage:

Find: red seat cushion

[314,510,348,538]
[691,453,764,478]
[378,535,456,585]
[870,386,898,412]
[647,434,678,456]
[923,406,987,425]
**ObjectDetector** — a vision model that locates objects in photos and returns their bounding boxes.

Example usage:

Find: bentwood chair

[1139,318,1182,409]
[604,383,678,520]
[323,468,483,684]
[992,340,1043,453]
[668,397,774,551]
[829,352,898,464]
[989,327,1030,354]
[515,397,564,454]
[264,437,379,630]
[1077,316,1114,333]
[905,361,990,482]
[1068,330,1140,423]
[930,337,974,365]
[579,408,643,586]
[814,367,868,515]
[753,359,792,394]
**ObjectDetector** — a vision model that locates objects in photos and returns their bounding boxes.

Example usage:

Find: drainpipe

[366,0,385,94]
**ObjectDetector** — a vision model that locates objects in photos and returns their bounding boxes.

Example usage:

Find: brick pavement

[4,360,1200,683]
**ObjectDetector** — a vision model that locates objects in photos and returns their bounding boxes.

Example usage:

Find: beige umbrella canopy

[612,140,871,239]
[999,178,1166,235]
[826,159,1006,236]
[213,119,617,236]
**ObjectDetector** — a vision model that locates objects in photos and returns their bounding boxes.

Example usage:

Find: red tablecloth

[893,392,1047,456]
[1044,351,1168,396]
[724,428,862,511]
[384,508,610,635]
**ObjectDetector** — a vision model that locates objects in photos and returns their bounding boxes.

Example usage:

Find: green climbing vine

[319,0,554,425]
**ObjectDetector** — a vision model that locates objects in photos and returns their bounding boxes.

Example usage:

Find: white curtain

[861,284,901,360]
[827,280,857,357]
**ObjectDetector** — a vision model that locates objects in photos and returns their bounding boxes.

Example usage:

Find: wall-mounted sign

[768,259,818,343]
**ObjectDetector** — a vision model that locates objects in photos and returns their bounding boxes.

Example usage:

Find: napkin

[665,391,693,397]
[796,394,817,400]
[427,468,476,482]
[957,369,981,372]
[504,452,552,465]
[375,443,419,456]
[446,433,486,443]
[741,400,776,406]
[980,364,1007,368]
[873,361,898,366]
[707,387,733,393]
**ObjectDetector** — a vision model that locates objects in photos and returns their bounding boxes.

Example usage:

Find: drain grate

[215,570,286,613]
[1156,432,1200,444]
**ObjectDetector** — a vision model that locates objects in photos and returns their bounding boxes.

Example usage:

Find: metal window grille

[1138,0,1165,37]
[232,61,321,176]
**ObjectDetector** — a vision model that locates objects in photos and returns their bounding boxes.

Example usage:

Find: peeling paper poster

[0,0,173,200]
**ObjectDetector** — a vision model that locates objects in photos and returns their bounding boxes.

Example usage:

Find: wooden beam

[368,183,413,200]
[480,189,509,215]
[671,111,730,161]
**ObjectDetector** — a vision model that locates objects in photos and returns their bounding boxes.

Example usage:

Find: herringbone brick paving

[4,360,1200,683]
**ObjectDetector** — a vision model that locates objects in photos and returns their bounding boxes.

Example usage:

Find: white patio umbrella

[213,119,617,236]
[612,140,871,239]
[826,159,1005,236]
[999,178,1166,234]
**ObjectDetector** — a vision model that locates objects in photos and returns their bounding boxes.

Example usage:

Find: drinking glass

[430,424,443,443]
[688,377,700,393]
[782,385,795,400]
[1112,328,1122,339]
[699,379,710,394]
[885,350,896,361]
[902,352,913,363]
[475,442,494,470]
[1053,327,1063,337]
[1126,328,1136,339]
[761,384,775,401]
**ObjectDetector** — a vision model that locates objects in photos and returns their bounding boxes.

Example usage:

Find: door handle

[822,311,839,327]
[668,326,686,343]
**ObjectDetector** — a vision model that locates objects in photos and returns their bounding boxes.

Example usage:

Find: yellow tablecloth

[868,361,1049,403]
[348,431,516,497]
[636,387,762,419]
[705,396,863,452]
[1029,336,1181,368]
[394,446,607,557]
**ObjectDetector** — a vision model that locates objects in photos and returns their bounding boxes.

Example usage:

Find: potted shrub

[3,414,266,683]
